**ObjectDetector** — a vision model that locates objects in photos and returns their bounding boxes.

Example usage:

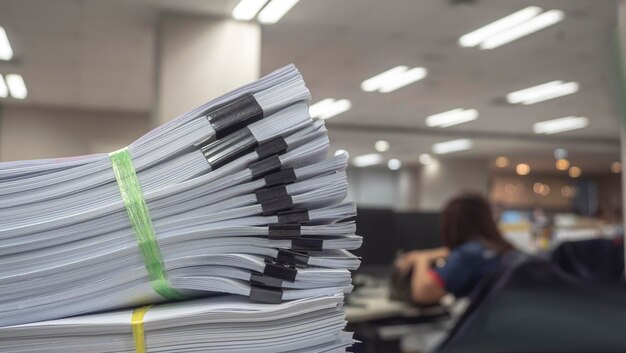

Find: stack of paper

[0,294,353,353]
[0,63,360,352]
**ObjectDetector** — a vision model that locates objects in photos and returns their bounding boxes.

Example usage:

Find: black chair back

[551,238,624,284]
[435,256,626,353]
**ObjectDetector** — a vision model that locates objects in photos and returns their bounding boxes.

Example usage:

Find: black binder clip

[206,94,264,139]
[249,155,283,178]
[263,261,297,282]
[250,272,284,288]
[202,128,258,169]
[255,136,288,159]
[276,249,310,266]
[249,284,283,304]
[268,224,301,239]
[263,168,297,187]
[255,185,288,202]
[276,208,309,224]
[292,237,324,252]
[255,185,294,215]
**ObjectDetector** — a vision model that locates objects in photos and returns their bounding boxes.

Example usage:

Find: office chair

[435,256,626,353]
[551,237,624,284]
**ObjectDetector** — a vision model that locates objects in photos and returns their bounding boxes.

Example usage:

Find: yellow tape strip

[131,305,153,353]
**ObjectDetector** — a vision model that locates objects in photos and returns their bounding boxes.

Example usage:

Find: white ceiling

[261,0,621,172]
[0,0,621,172]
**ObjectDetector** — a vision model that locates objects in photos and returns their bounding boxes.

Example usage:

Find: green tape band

[109,148,184,300]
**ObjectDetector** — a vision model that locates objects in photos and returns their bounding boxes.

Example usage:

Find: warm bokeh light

[495,156,509,168]
[504,183,516,195]
[533,182,550,196]
[611,161,622,174]
[569,166,582,178]
[555,159,569,171]
[516,163,530,176]
[561,185,577,198]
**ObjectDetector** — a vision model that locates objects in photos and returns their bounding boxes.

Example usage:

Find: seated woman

[395,193,514,305]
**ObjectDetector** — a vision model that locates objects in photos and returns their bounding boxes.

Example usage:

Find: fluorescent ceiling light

[353,153,382,167]
[361,66,408,92]
[258,0,299,24]
[432,139,473,154]
[361,66,427,93]
[374,140,390,152]
[507,81,579,104]
[309,98,334,118]
[232,0,269,20]
[0,26,13,60]
[426,108,478,128]
[459,6,542,48]
[533,116,588,135]
[6,74,27,99]
[0,74,8,98]
[388,159,402,170]
[480,9,564,49]
[378,67,427,93]
[309,98,351,120]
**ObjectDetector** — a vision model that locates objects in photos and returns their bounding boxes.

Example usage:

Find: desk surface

[346,296,409,322]
[345,286,446,323]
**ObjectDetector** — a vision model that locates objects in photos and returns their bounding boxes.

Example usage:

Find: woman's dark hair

[441,193,512,253]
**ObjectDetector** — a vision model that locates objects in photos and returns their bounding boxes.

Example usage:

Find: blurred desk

[346,293,446,323]
[346,286,449,353]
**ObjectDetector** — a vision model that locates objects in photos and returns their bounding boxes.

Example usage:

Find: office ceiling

[261,0,621,173]
[0,0,621,172]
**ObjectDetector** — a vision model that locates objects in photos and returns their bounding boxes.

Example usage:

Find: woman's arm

[409,247,449,304]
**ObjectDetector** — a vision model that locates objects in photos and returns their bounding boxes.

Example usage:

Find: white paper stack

[0,293,353,353]
[0,64,360,352]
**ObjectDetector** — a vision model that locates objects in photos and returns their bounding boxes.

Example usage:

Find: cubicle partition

[354,208,443,270]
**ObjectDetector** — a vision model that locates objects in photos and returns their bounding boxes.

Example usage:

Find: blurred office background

[1,0,625,352]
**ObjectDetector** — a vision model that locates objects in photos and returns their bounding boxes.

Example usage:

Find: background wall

[156,14,260,125]
[597,173,623,221]
[0,105,151,161]
[490,172,621,219]
[490,174,577,209]
[347,167,401,209]
[347,158,490,212]
[417,158,489,211]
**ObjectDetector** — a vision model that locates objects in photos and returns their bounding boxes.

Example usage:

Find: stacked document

[0,294,353,353]
[0,64,360,351]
